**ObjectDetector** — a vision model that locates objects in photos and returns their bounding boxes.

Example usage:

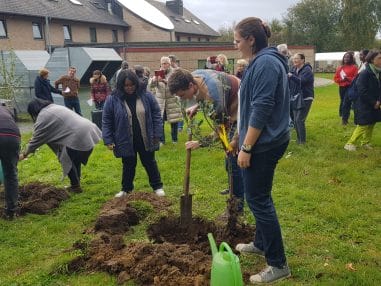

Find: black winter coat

[34,76,61,102]
[354,65,381,125]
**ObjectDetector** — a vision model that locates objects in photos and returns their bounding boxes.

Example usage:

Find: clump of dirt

[0,182,69,217]
[68,233,210,285]
[147,216,255,253]
[91,192,172,234]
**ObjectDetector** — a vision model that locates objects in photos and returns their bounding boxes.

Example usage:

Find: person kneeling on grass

[102,70,165,198]
[19,99,102,193]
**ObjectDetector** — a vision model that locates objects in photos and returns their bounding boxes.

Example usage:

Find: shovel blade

[180,194,193,226]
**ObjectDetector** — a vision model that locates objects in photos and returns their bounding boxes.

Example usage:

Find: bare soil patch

[66,192,255,285]
[0,182,69,217]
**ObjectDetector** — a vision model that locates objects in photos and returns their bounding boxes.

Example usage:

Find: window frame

[0,20,8,38]
[32,22,43,39]
[89,27,97,43]
[63,24,72,41]
[112,29,118,43]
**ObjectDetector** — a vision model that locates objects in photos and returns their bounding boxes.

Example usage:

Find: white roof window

[192,19,200,25]
[69,0,83,6]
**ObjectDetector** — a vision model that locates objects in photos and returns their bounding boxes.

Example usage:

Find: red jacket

[333,64,358,87]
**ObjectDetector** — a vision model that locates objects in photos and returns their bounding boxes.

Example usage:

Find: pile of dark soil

[91,192,172,234]
[66,192,256,285]
[69,233,211,285]
[0,182,69,217]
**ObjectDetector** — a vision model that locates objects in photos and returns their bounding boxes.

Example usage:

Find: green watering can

[208,233,243,286]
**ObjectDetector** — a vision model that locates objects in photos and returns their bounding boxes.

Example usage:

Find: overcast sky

[176,0,299,30]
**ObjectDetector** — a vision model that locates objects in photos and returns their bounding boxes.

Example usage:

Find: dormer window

[32,23,43,39]
[69,0,83,6]
[0,20,7,38]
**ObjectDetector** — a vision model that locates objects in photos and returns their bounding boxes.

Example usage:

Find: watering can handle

[220,242,242,285]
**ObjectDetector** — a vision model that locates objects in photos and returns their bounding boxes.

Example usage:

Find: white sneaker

[250,265,291,283]
[344,144,356,151]
[235,242,265,257]
[115,191,127,198]
[154,188,165,197]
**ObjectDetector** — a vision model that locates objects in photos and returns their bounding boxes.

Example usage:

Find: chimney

[166,0,183,16]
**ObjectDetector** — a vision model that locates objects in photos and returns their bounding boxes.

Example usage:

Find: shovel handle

[183,132,192,196]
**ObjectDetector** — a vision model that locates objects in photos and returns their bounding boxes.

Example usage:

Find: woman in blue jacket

[102,70,165,197]
[233,17,291,283]
[288,53,314,144]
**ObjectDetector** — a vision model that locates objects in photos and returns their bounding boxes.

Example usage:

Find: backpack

[347,74,359,101]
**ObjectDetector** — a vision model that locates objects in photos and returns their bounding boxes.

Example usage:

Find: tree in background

[339,0,380,50]
[282,0,342,52]
[268,19,288,46]
[215,24,235,42]
[281,0,381,52]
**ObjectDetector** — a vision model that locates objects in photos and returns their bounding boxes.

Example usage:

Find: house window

[63,25,72,41]
[32,23,43,39]
[112,29,118,42]
[0,20,7,38]
[187,36,191,42]
[176,35,180,42]
[198,37,201,42]
[90,27,97,43]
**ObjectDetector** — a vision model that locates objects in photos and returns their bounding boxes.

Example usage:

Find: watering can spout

[207,233,218,257]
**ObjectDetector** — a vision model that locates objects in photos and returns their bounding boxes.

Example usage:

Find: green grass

[1,80,380,286]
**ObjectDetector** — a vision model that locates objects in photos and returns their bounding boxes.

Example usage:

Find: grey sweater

[26,104,102,176]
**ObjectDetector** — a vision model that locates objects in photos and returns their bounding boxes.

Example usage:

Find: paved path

[314,77,333,87]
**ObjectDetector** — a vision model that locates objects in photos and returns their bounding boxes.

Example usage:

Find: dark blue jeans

[66,147,93,187]
[0,136,20,215]
[121,145,163,192]
[64,97,82,116]
[242,141,289,268]
[161,122,178,143]
[339,86,352,122]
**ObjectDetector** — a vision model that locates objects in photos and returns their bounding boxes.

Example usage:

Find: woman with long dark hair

[233,17,291,283]
[20,99,101,193]
[102,70,164,197]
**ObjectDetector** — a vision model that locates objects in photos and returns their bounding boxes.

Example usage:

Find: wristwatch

[240,144,253,153]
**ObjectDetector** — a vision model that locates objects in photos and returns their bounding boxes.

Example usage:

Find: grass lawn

[0,80,380,286]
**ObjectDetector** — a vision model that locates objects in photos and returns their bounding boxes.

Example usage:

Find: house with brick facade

[0,0,314,76]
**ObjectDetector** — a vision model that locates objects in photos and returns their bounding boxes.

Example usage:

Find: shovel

[180,131,193,226]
